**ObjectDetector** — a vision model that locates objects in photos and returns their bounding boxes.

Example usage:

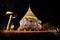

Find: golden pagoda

[18,5,42,31]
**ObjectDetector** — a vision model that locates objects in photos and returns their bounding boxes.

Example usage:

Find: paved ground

[0,30,59,40]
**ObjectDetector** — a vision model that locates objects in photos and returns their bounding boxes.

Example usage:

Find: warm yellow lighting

[25,16,38,20]
[6,15,12,30]
[6,11,13,15]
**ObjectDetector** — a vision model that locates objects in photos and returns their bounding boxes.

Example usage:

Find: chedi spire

[18,4,42,31]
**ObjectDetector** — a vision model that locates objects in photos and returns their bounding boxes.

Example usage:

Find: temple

[18,5,42,31]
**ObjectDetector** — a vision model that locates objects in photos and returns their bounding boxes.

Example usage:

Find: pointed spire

[18,3,42,30]
[28,3,31,11]
[23,3,38,20]
[20,3,39,21]
[29,3,30,7]
[26,3,33,14]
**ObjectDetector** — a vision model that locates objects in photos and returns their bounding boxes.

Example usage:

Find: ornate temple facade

[18,6,42,31]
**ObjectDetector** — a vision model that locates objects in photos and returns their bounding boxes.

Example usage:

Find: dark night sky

[0,0,60,29]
